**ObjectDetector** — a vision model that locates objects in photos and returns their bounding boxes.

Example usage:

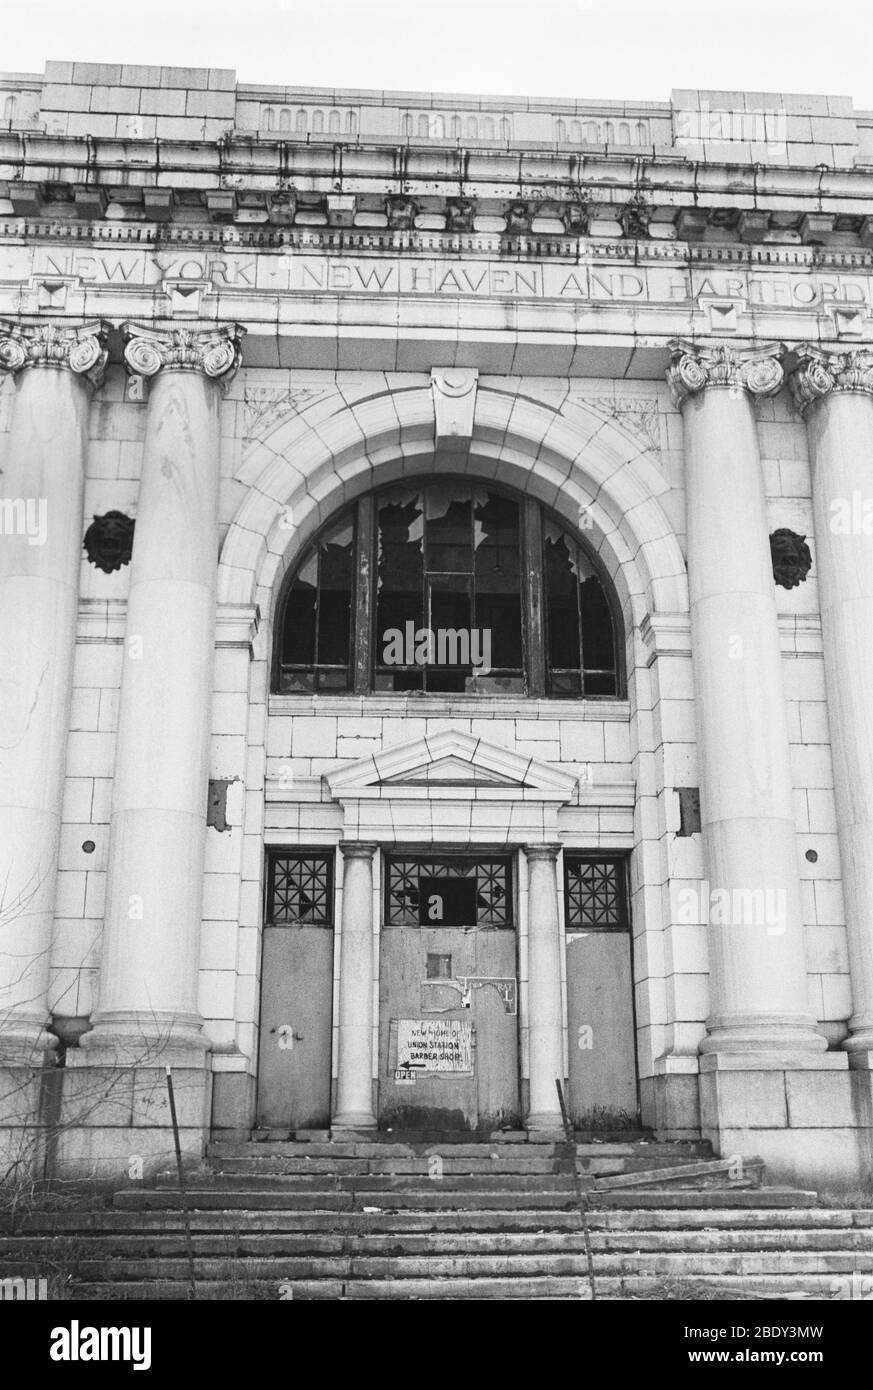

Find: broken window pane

[277,484,620,699]
[544,520,618,696]
[278,513,354,692]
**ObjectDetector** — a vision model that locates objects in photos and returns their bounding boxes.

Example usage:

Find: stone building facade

[1,63,873,1189]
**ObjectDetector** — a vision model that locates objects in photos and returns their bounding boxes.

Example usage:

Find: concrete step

[246,1129,659,1146]
[4,1205,867,1236]
[154,1173,580,1192]
[11,1249,870,1283]
[2,1226,871,1259]
[210,1141,558,1160]
[589,1188,818,1208]
[66,1271,847,1300]
[207,1139,711,1163]
[202,1155,563,1176]
[114,1189,581,1211]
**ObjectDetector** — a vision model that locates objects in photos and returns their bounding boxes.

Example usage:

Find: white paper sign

[397,1018,473,1074]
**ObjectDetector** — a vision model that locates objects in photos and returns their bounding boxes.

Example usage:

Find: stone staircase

[1,1134,870,1300]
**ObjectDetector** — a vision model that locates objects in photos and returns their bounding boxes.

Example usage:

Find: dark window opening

[564,854,630,931]
[278,514,354,692]
[385,855,513,929]
[267,852,335,926]
[274,482,623,698]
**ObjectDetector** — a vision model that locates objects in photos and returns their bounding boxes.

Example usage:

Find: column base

[699,1013,827,1056]
[0,1060,59,1179]
[846,1049,873,1071]
[643,1055,702,1140]
[55,1048,212,1179]
[332,1111,377,1130]
[0,1017,58,1066]
[843,1021,873,1052]
[525,1112,565,1135]
[698,1049,873,1191]
[80,1010,208,1066]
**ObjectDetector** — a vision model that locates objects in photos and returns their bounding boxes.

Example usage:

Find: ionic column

[0,322,107,1061]
[525,844,565,1129]
[789,350,873,1053]
[82,325,242,1059]
[333,843,377,1129]
[668,343,825,1056]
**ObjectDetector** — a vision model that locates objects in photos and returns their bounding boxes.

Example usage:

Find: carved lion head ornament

[83,511,135,574]
[770,528,812,589]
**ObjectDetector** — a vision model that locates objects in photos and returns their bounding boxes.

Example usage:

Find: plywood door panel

[378,926,519,1131]
[566,931,638,1128]
[472,931,520,1130]
[256,926,333,1130]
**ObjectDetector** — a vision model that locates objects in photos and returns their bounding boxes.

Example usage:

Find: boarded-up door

[379,854,520,1131]
[256,852,335,1131]
[564,854,639,1129]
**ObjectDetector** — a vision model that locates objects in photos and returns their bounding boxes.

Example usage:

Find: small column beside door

[525,844,566,1130]
[333,842,378,1129]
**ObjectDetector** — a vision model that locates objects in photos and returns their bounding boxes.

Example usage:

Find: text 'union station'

[2,61,873,1192]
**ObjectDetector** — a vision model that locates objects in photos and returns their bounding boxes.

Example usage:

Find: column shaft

[84,326,240,1058]
[791,352,873,1050]
[670,344,824,1055]
[526,845,565,1129]
[0,324,105,1059]
[333,843,377,1128]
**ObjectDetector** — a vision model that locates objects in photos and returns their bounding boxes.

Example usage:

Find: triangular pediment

[325,729,579,799]
[383,753,516,786]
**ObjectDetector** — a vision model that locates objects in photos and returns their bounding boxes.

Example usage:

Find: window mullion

[523,498,546,697]
[353,494,374,694]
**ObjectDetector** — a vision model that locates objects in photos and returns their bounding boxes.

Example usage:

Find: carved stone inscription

[11,246,871,312]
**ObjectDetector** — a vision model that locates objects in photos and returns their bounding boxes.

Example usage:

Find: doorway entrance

[563,853,640,1129]
[256,851,335,1130]
[378,852,520,1131]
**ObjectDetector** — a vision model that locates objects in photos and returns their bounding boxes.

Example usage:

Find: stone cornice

[0,318,107,385]
[667,340,786,407]
[788,347,873,410]
[122,323,244,385]
[2,132,873,251]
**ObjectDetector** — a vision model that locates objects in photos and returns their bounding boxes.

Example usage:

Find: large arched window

[274,482,623,698]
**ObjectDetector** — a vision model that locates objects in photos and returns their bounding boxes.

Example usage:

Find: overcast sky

[4,0,872,107]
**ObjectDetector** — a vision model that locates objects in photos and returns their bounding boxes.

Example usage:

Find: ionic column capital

[787,347,873,413]
[339,841,378,860]
[122,323,244,387]
[0,320,108,387]
[524,843,562,862]
[667,340,785,409]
